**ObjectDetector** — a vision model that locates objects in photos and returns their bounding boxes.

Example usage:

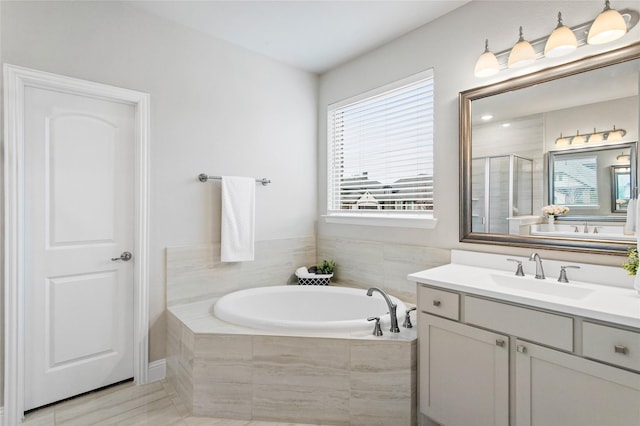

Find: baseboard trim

[148,359,166,382]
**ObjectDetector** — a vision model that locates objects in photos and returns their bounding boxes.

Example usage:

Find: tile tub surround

[166,298,417,426]
[166,236,316,306]
[318,237,450,304]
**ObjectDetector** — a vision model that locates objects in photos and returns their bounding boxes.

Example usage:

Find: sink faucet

[529,252,545,279]
[366,287,400,333]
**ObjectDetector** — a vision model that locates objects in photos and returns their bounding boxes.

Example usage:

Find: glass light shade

[617,152,630,163]
[587,2,627,45]
[588,130,603,143]
[474,40,500,78]
[474,51,500,77]
[508,27,536,69]
[571,130,585,144]
[555,133,569,145]
[607,129,624,141]
[545,25,577,58]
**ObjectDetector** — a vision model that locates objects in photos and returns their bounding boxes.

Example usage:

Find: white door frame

[3,64,150,426]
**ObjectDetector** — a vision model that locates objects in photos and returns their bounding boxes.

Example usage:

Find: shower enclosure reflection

[472,154,533,234]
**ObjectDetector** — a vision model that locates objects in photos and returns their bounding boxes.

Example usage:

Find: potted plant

[622,248,638,276]
[296,260,336,285]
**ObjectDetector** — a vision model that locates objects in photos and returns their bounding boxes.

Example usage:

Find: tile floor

[22,380,327,426]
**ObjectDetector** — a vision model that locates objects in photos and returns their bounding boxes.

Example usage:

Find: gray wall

[318,1,640,270]
[1,1,318,371]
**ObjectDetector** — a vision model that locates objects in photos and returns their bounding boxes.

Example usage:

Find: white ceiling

[130,0,470,74]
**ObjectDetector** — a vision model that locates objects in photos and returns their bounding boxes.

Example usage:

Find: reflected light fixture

[588,0,627,45]
[554,126,627,144]
[481,113,494,121]
[508,27,536,68]
[588,128,603,143]
[616,151,630,163]
[474,39,500,78]
[544,12,578,58]
[607,125,625,141]
[555,132,569,145]
[571,130,585,145]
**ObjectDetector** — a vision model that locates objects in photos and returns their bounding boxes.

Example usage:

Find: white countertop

[408,263,640,329]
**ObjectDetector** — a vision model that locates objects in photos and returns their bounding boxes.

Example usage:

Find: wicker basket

[296,272,333,286]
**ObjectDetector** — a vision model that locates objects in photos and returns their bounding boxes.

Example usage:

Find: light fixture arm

[556,12,564,28]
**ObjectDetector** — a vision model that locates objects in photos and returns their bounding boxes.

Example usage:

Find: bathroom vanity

[409,251,640,426]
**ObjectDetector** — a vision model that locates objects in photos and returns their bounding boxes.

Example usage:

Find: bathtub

[167,287,417,424]
[213,285,407,332]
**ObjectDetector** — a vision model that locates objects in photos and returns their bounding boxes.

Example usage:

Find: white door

[23,85,135,410]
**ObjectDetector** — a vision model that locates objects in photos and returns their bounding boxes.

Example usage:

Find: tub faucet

[366,287,400,333]
[529,252,545,279]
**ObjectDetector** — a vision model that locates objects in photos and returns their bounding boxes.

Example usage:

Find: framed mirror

[611,164,632,213]
[548,142,636,216]
[460,42,640,253]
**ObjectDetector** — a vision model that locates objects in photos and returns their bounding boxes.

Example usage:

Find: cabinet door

[419,313,509,426]
[515,340,640,426]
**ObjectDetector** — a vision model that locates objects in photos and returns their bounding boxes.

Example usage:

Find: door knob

[111,251,132,262]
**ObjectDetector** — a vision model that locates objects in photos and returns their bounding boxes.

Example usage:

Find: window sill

[322,214,438,229]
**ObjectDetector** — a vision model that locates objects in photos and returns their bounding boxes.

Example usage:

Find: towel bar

[198,173,271,186]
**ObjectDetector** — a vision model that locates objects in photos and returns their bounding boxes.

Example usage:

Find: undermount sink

[489,273,595,300]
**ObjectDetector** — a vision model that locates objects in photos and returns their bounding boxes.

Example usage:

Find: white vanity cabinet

[419,311,509,426]
[515,339,640,426]
[417,284,640,426]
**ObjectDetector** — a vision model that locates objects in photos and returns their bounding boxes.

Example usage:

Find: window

[327,70,434,225]
[553,155,598,206]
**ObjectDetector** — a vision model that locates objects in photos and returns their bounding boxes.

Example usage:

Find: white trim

[323,214,438,229]
[329,68,434,110]
[3,64,151,426]
[147,359,166,383]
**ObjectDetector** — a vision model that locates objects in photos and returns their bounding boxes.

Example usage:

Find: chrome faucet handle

[592,226,600,234]
[506,258,525,276]
[403,307,417,328]
[572,225,580,232]
[558,265,580,283]
[367,316,383,336]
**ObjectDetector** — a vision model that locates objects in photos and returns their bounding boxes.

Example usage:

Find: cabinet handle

[516,345,527,353]
[432,300,441,307]
[496,339,506,347]
[614,345,628,355]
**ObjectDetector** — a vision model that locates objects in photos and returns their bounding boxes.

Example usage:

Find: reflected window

[553,156,598,206]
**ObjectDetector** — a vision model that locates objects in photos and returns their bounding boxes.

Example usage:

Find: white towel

[221,176,255,262]
[625,199,637,233]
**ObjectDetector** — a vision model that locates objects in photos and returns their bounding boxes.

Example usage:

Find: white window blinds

[327,70,434,216]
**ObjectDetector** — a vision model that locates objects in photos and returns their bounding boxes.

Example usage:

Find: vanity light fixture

[616,151,631,163]
[588,0,627,45]
[554,126,627,144]
[474,39,500,78]
[473,6,637,77]
[508,27,536,68]
[544,12,578,58]
[481,113,494,121]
